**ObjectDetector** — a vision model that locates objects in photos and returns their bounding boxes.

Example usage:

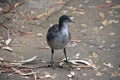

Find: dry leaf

[92,27,98,32]
[90,78,95,80]
[67,74,72,78]
[84,0,90,3]
[99,12,105,19]
[96,71,102,76]
[44,72,56,79]
[69,59,96,69]
[92,52,98,58]
[37,33,43,37]
[103,62,113,68]
[71,38,81,43]
[67,6,77,10]
[81,24,87,27]
[2,46,13,52]
[27,9,54,20]
[45,74,51,78]
[18,56,37,63]
[14,3,22,8]
[54,1,65,5]
[106,0,112,3]
[112,5,120,9]
[109,32,115,36]
[102,20,109,26]
[111,71,120,77]
[67,71,75,78]
[5,38,12,45]
[79,12,85,15]
[12,68,37,76]
[109,20,119,24]
[82,73,87,76]
[19,12,26,17]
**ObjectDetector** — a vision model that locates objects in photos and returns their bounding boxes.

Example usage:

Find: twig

[94,3,114,9]
[2,3,22,14]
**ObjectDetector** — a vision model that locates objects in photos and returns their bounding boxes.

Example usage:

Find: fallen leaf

[92,27,98,32]
[69,59,96,69]
[111,71,120,77]
[90,78,95,80]
[27,9,54,20]
[109,20,119,24]
[112,5,120,9]
[102,20,109,26]
[19,12,26,17]
[103,62,113,68]
[18,56,37,63]
[18,30,33,35]
[5,38,12,45]
[67,74,72,78]
[81,24,87,27]
[94,4,113,9]
[82,73,87,76]
[67,71,75,78]
[44,71,56,79]
[45,74,51,78]
[54,1,65,5]
[2,46,13,52]
[92,52,98,58]
[106,0,112,3]
[99,12,105,19]
[96,71,102,76]
[109,32,115,36]
[84,0,90,3]
[37,33,43,37]
[14,3,22,8]
[12,68,36,76]
[79,12,85,15]
[2,3,22,13]
[70,38,81,43]
[67,6,77,11]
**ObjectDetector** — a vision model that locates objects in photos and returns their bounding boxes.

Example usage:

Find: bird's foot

[64,60,73,68]
[50,62,56,69]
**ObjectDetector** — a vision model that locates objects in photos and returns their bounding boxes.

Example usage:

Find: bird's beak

[69,19,75,23]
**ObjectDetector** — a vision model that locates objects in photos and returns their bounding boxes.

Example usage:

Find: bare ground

[0,0,120,80]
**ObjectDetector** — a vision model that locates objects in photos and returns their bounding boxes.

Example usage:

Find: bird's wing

[46,24,59,41]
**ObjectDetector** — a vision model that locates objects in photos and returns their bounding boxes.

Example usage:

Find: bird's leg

[63,48,68,63]
[51,48,55,68]
[63,48,72,68]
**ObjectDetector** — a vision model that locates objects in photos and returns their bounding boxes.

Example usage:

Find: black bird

[46,15,73,68]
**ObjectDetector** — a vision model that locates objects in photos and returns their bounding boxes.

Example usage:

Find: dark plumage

[46,15,73,68]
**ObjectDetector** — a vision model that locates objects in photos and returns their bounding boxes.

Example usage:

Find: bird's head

[59,15,74,24]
